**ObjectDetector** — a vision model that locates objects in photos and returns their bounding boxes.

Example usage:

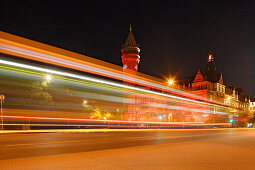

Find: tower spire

[123,25,138,48]
[121,26,140,72]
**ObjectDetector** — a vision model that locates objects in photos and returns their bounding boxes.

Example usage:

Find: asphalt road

[1,128,255,169]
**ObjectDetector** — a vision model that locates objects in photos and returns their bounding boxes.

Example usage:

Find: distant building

[121,27,171,121]
[120,28,252,123]
[178,50,250,112]
[121,26,144,120]
[249,99,255,113]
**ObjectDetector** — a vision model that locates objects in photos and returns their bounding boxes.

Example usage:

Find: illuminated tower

[204,50,219,83]
[121,26,141,121]
[121,25,140,72]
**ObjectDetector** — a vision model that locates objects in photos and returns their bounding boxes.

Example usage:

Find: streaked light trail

[0,59,232,113]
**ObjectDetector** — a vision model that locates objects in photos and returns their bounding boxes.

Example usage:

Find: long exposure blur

[1,1,255,169]
[0,31,251,130]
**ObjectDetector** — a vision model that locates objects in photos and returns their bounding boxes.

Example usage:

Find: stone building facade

[178,51,250,112]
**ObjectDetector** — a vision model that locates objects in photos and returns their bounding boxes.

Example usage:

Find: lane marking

[6,140,80,147]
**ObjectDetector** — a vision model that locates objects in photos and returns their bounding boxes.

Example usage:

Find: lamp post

[167,78,174,123]
[83,100,87,104]
[42,74,52,87]
[44,74,52,83]
[168,79,174,86]
[0,94,5,131]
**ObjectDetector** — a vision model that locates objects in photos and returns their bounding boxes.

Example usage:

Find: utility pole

[0,94,5,131]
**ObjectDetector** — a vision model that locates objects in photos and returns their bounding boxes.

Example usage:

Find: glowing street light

[44,74,52,82]
[83,100,87,104]
[227,96,231,101]
[168,79,174,86]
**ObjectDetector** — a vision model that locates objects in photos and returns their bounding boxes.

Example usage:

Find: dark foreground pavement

[0,128,255,169]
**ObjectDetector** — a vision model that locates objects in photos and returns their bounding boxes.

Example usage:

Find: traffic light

[229,119,234,123]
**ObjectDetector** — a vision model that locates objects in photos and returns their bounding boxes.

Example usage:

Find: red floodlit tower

[121,25,140,72]
[121,26,141,121]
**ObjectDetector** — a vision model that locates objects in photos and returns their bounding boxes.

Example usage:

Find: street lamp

[83,100,87,104]
[44,74,52,83]
[168,79,174,86]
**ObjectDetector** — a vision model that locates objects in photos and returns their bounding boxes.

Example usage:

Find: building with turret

[191,50,225,102]
[120,27,251,123]
[121,26,170,121]
[121,25,140,72]
[178,51,250,112]
[121,26,143,120]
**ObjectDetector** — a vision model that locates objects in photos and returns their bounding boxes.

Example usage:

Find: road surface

[0,128,255,169]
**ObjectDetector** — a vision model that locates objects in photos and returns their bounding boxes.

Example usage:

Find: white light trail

[0,58,231,114]
[0,43,208,100]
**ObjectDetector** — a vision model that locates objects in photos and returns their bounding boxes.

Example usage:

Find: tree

[104,112,112,119]
[82,101,92,111]
[90,108,102,119]
[31,81,53,106]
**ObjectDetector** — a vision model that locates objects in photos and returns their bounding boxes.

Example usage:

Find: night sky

[1,0,254,96]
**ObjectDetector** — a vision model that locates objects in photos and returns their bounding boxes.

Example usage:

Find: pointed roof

[219,73,223,84]
[123,25,138,48]
[193,69,205,83]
